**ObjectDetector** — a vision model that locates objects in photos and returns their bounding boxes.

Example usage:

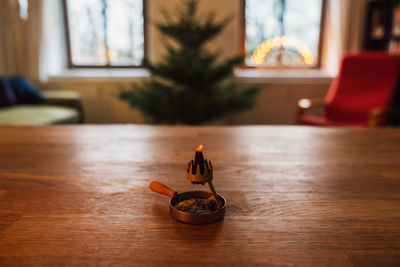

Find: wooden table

[0,126,399,266]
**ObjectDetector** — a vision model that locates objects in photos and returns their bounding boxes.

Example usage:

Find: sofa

[0,77,83,125]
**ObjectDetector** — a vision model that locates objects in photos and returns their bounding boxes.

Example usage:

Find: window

[63,0,145,68]
[243,0,325,68]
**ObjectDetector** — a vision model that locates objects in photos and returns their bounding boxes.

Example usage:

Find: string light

[251,36,314,66]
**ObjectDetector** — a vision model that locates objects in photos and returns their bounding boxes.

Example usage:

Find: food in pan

[174,196,217,214]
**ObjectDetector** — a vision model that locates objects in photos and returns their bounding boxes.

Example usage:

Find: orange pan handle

[149,181,177,198]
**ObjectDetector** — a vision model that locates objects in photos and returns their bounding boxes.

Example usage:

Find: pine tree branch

[119,0,260,124]
[206,56,243,83]
[143,47,218,87]
[156,0,229,49]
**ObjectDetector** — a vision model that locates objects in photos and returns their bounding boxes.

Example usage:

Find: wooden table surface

[0,125,400,266]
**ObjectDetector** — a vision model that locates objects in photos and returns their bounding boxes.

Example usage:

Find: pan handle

[149,181,177,198]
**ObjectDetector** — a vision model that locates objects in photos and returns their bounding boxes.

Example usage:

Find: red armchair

[297,53,400,127]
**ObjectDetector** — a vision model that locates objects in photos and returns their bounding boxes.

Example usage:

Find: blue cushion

[0,78,17,107]
[8,76,43,104]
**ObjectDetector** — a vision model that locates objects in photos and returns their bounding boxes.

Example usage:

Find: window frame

[62,0,148,69]
[239,0,327,69]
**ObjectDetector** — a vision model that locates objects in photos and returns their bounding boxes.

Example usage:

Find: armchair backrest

[325,53,400,123]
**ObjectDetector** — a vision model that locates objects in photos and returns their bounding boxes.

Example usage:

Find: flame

[196,144,203,152]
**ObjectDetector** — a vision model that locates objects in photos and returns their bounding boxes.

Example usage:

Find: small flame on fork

[196,144,203,153]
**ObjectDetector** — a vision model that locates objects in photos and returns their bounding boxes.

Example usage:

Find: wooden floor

[0,125,399,266]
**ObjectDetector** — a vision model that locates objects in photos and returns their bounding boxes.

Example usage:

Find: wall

[38,0,365,124]
[42,78,331,124]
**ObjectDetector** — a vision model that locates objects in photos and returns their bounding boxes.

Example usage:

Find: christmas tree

[119,0,259,124]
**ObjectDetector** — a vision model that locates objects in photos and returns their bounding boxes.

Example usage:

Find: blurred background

[0,0,398,125]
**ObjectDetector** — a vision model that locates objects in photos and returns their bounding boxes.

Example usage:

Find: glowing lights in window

[251,36,314,66]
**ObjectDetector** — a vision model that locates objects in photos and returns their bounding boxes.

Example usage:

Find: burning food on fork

[186,144,222,210]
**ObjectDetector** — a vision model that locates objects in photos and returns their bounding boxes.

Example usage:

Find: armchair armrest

[41,90,84,123]
[368,107,400,127]
[296,98,325,124]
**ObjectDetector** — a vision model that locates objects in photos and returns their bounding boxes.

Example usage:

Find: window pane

[65,0,144,66]
[245,0,323,67]
[66,0,107,65]
[107,0,143,65]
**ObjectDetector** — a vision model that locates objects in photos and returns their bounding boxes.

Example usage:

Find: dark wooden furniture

[0,126,399,266]
[363,0,396,51]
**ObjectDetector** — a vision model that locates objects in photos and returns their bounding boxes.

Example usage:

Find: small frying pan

[150,181,226,224]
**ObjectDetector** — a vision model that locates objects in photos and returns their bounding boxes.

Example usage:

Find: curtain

[0,0,45,84]
[322,0,368,75]
[0,1,19,76]
[25,0,45,83]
